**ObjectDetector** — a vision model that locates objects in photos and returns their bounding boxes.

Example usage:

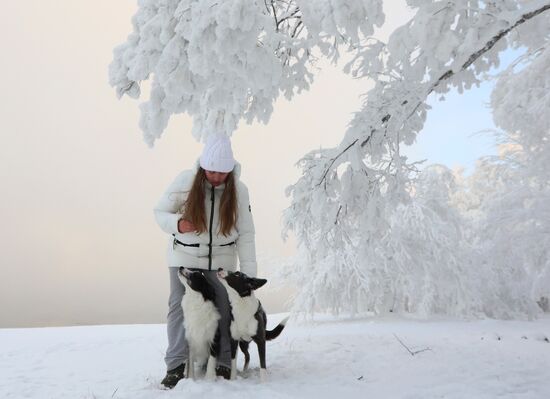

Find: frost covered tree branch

[317,1,550,185]
[109,0,383,145]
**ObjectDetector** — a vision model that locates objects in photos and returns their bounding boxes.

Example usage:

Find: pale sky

[0,1,502,328]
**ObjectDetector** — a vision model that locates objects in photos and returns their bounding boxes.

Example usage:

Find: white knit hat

[199,133,235,173]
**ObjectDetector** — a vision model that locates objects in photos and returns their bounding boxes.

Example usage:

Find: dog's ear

[249,278,267,290]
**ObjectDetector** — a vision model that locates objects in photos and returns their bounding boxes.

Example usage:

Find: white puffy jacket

[154,158,257,277]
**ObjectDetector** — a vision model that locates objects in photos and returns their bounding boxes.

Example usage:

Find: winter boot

[215,364,231,380]
[161,363,185,389]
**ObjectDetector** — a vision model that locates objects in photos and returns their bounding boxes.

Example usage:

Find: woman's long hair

[180,167,237,236]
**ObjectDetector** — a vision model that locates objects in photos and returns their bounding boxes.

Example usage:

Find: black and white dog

[216,269,289,381]
[177,267,221,380]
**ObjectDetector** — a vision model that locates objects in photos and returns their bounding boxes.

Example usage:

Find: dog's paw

[259,368,268,382]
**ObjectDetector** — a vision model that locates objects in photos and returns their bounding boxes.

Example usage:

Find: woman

[153,133,257,388]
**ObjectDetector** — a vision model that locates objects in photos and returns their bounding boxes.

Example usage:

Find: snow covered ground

[1,314,549,399]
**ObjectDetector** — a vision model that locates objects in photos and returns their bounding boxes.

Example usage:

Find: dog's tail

[266,316,290,341]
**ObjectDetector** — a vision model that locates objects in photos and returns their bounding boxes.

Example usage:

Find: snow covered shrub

[281,164,484,317]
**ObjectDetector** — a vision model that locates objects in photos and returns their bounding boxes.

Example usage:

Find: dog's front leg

[205,355,217,380]
[207,328,221,380]
[187,355,195,380]
[239,341,251,372]
[256,339,267,382]
[230,339,238,380]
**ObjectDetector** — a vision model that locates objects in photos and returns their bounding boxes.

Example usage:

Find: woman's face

[204,170,229,187]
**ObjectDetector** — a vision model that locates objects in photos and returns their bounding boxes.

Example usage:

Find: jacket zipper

[208,185,215,271]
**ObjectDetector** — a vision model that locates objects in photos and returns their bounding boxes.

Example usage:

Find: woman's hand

[177,219,197,234]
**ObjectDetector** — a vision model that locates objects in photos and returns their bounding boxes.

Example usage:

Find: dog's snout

[178,267,189,278]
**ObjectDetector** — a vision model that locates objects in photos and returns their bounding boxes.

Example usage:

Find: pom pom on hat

[199,133,235,173]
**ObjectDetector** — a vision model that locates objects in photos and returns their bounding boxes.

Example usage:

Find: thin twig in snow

[393,333,431,356]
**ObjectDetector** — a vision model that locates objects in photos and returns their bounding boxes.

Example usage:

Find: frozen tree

[467,45,550,317]
[109,0,383,145]
[282,0,550,317]
[441,35,550,319]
